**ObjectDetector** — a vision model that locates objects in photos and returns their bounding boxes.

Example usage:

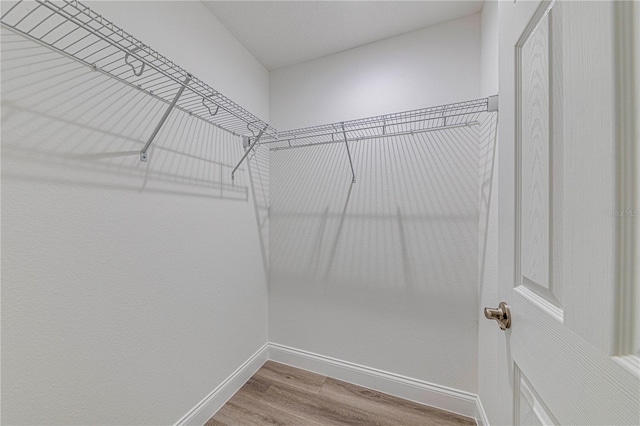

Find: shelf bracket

[341,123,356,184]
[488,94,499,112]
[140,73,192,162]
[231,125,267,181]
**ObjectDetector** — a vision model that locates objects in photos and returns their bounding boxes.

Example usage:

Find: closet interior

[1,1,498,425]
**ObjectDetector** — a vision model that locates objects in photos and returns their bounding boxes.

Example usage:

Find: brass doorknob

[484,302,511,330]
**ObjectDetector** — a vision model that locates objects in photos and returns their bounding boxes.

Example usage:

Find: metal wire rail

[0,0,275,167]
[260,97,496,182]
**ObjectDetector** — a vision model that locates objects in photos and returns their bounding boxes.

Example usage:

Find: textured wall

[270,13,481,130]
[1,2,269,424]
[269,125,481,393]
[93,1,269,122]
[267,12,482,394]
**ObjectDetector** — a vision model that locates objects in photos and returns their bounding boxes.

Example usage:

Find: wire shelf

[0,0,276,139]
[1,0,496,179]
[261,98,489,150]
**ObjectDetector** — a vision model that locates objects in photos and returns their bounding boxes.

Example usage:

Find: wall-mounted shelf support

[341,123,356,184]
[140,74,192,162]
[488,95,499,112]
[231,125,267,181]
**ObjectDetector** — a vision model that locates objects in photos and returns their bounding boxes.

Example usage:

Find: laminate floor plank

[235,376,273,401]
[261,382,390,426]
[204,417,225,426]
[212,393,317,426]
[206,362,476,426]
[254,361,326,394]
[319,377,476,426]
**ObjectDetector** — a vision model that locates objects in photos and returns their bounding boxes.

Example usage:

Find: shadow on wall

[247,144,271,276]
[477,113,499,299]
[1,30,251,201]
[269,121,483,301]
[268,120,486,383]
[1,29,274,424]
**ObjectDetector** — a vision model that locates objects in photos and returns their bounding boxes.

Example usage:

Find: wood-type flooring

[206,361,476,426]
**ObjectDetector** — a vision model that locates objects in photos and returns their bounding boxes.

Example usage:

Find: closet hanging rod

[260,113,482,147]
[260,97,493,150]
[269,121,481,152]
[0,0,277,145]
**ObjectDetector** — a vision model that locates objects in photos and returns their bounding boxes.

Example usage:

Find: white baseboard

[268,343,479,421]
[176,342,489,426]
[174,343,269,426]
[475,396,490,426]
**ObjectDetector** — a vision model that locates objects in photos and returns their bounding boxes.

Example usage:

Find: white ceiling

[202,1,484,71]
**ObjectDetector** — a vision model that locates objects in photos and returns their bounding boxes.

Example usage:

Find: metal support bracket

[231,125,267,181]
[341,123,356,184]
[488,94,499,112]
[242,135,251,149]
[140,73,192,162]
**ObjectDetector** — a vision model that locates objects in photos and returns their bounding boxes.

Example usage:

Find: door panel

[517,2,561,308]
[515,366,557,426]
[512,288,639,425]
[499,1,640,424]
[559,0,618,354]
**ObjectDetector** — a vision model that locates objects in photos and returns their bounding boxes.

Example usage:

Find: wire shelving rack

[261,98,493,183]
[1,0,276,164]
[261,98,490,149]
[1,0,497,182]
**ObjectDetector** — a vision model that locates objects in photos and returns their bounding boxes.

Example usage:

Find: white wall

[480,1,500,99]
[94,1,269,122]
[477,2,510,425]
[268,13,482,394]
[270,13,481,129]
[269,127,481,394]
[1,2,269,424]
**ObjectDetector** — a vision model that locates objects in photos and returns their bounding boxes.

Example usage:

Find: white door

[495,1,640,424]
